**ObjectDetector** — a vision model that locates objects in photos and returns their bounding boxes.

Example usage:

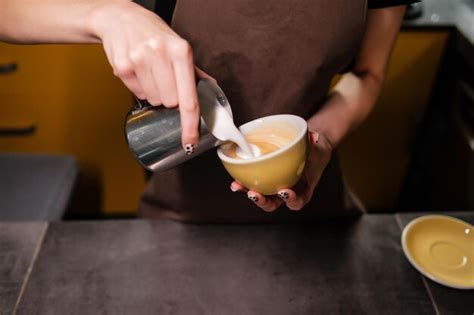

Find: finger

[171,41,200,151]
[152,55,178,107]
[230,181,247,193]
[107,42,146,99]
[308,131,328,165]
[277,189,306,211]
[119,72,146,99]
[307,131,320,163]
[247,191,283,212]
[195,66,217,84]
[130,45,161,105]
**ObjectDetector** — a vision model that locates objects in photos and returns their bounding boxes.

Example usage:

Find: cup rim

[216,114,307,165]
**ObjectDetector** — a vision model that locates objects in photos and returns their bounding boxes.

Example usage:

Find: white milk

[197,80,257,159]
[206,103,256,158]
[236,143,261,159]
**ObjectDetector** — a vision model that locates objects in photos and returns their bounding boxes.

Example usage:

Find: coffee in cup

[221,124,297,159]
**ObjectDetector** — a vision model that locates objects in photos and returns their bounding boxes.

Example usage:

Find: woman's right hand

[88,1,213,153]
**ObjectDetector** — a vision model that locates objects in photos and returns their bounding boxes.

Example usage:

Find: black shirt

[368,0,420,9]
[152,0,420,24]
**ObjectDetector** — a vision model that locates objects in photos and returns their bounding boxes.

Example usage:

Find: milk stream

[197,80,261,159]
[236,143,261,159]
[202,99,256,159]
[226,125,256,159]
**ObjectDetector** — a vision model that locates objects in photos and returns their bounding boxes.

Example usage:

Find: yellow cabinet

[339,31,449,210]
[0,44,145,215]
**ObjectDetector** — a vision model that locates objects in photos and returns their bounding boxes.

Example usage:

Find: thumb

[308,130,333,165]
[309,131,320,147]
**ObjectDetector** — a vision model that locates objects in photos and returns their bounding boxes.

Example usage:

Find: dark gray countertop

[0,222,47,314]
[402,0,474,43]
[1,213,472,315]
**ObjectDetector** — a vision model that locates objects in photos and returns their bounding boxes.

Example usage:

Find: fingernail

[248,194,259,202]
[230,184,238,192]
[278,191,289,200]
[184,144,195,155]
[312,131,320,144]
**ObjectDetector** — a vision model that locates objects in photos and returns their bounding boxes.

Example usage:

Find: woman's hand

[230,131,333,212]
[88,2,214,152]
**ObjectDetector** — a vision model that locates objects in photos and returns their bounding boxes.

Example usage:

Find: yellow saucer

[402,215,474,289]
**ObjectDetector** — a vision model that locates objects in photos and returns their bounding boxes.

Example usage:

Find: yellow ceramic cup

[217,114,308,195]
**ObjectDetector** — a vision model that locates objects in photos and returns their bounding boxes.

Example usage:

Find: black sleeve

[133,0,175,25]
[154,0,176,25]
[368,0,420,9]
[133,0,155,11]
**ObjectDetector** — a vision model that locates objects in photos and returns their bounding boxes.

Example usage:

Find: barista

[0,0,418,221]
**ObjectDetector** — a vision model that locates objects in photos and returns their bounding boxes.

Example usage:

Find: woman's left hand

[230,131,333,212]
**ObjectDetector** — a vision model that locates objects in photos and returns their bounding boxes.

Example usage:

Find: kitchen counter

[1,213,472,314]
[402,0,474,44]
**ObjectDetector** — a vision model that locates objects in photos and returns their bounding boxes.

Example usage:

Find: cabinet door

[338,31,449,210]
[0,43,145,215]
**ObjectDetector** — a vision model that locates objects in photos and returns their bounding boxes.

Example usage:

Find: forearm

[307,70,383,148]
[308,5,406,149]
[0,0,129,44]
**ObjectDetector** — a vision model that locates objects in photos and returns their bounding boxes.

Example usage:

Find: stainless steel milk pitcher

[125,79,233,172]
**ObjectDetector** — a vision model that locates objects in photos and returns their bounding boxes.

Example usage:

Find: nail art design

[278,191,289,200]
[248,194,259,202]
[185,144,195,155]
[313,131,320,144]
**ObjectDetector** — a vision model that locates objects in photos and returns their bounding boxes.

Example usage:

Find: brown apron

[139,0,367,222]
